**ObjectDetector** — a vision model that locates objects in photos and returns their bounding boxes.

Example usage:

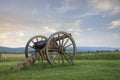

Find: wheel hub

[58,45,65,54]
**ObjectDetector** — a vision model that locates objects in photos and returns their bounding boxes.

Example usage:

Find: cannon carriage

[12,31,76,70]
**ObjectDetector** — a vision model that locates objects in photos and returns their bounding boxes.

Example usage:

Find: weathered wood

[11,52,40,71]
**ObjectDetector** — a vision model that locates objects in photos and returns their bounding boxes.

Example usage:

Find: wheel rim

[25,35,47,59]
[46,31,76,65]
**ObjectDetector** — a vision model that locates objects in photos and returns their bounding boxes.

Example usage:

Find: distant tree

[96,50,100,53]
[106,50,111,52]
[114,49,119,52]
[87,51,90,53]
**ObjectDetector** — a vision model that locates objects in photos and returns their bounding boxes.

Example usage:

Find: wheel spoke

[41,49,47,59]
[36,38,38,42]
[55,42,59,48]
[61,36,64,46]
[65,52,73,58]
[63,38,69,47]
[58,34,61,45]
[58,54,60,64]
[61,55,64,64]
[27,51,35,56]
[52,53,58,63]
[53,39,59,48]
[41,38,43,41]
[28,45,34,49]
[63,52,70,63]
[65,43,72,48]
[31,40,34,44]
[51,36,58,48]
[39,51,44,62]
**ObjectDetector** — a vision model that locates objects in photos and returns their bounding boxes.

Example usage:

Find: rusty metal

[12,31,76,70]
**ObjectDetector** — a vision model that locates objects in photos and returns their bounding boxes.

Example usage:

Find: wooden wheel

[46,31,76,65]
[25,35,47,60]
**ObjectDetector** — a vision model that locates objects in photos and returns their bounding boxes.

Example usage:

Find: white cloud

[89,0,120,15]
[87,27,93,31]
[0,34,7,39]
[73,32,80,36]
[90,0,112,11]
[79,12,100,18]
[0,38,26,48]
[54,0,88,13]
[43,26,57,33]
[67,19,82,36]
[0,30,26,47]
[56,1,71,12]
[16,32,25,37]
[0,0,120,48]
[111,6,120,15]
[108,20,120,30]
[0,21,25,34]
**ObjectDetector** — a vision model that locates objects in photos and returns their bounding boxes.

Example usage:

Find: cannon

[12,31,76,70]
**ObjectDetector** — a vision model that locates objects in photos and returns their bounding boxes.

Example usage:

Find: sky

[0,0,120,48]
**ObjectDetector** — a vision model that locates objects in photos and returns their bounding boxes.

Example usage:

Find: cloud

[0,38,26,48]
[0,0,120,47]
[0,34,7,39]
[16,31,25,37]
[0,32,27,47]
[53,0,88,15]
[67,19,82,35]
[108,20,120,30]
[0,22,24,33]
[87,27,93,31]
[90,0,112,11]
[79,12,100,18]
[43,26,57,33]
[89,0,120,15]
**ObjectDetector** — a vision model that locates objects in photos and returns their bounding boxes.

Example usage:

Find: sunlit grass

[0,52,120,80]
[1,53,24,58]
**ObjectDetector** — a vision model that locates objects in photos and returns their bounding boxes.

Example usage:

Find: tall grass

[76,51,120,60]
[0,51,120,80]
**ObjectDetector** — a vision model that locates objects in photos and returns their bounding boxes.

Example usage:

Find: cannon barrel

[34,33,71,49]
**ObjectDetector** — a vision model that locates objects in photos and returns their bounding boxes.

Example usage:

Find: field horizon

[0,46,120,53]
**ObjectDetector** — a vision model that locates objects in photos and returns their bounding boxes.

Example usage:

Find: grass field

[0,52,120,80]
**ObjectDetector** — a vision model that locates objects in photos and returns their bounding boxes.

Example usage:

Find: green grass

[0,59,120,80]
[1,53,24,58]
[0,52,120,80]
[76,52,120,60]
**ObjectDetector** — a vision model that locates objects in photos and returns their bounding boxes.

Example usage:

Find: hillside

[0,46,24,53]
[77,46,120,52]
[0,46,120,53]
